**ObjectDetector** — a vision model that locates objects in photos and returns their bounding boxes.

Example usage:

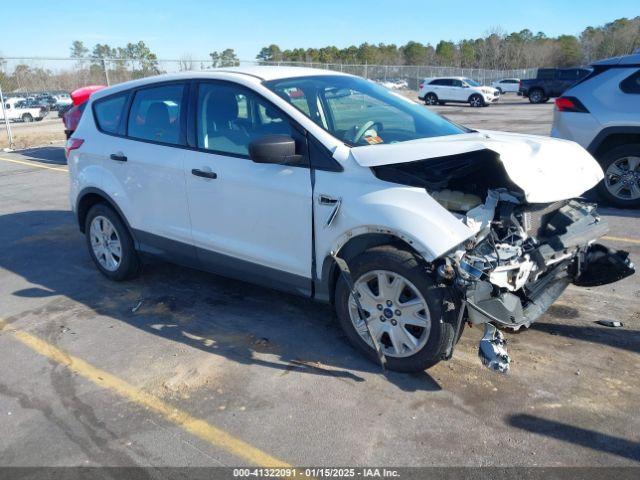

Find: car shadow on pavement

[1,209,441,393]
[597,206,640,219]
[508,414,640,462]
[531,322,640,354]
[12,146,66,166]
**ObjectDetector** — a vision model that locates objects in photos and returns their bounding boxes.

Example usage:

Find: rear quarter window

[93,93,128,134]
[620,69,640,94]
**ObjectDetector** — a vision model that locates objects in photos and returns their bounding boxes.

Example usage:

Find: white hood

[349,130,604,203]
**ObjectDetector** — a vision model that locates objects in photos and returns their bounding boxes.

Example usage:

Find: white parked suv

[68,67,634,373]
[551,52,640,208]
[418,77,500,107]
[491,78,520,94]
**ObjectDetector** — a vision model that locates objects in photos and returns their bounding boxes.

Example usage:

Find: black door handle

[110,153,127,162]
[191,168,217,179]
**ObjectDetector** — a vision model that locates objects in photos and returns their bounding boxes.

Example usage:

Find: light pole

[0,84,15,150]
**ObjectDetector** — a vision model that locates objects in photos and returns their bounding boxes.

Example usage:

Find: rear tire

[85,203,140,281]
[22,113,33,123]
[424,93,438,106]
[528,89,545,104]
[334,246,455,372]
[597,144,640,208]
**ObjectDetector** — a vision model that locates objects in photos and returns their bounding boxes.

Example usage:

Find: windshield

[463,78,480,86]
[264,75,466,146]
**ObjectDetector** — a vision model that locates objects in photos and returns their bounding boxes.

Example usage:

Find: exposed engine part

[478,323,510,374]
[430,189,482,212]
[427,185,633,370]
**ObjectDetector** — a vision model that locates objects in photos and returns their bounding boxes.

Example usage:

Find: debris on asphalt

[131,298,143,313]
[596,320,623,328]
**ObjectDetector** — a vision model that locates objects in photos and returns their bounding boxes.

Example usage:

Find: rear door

[182,80,313,295]
[95,82,194,258]
[427,79,444,98]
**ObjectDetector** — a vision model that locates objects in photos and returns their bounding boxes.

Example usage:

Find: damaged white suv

[68,67,634,373]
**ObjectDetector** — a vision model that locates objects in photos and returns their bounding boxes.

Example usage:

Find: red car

[63,85,106,139]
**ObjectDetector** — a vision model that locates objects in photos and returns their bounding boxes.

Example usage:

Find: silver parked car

[551,52,640,208]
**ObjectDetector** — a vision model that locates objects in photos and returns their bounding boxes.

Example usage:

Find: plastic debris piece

[596,320,623,328]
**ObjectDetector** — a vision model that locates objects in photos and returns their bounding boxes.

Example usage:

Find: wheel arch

[317,232,428,305]
[587,127,640,159]
[76,187,137,245]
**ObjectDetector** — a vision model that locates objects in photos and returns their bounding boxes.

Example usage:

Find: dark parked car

[58,103,73,118]
[519,68,591,103]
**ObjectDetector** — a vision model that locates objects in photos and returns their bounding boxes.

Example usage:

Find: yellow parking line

[602,235,640,246]
[0,156,68,172]
[0,319,290,467]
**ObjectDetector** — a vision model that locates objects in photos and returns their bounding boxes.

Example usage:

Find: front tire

[469,94,484,107]
[597,144,640,208]
[22,113,33,122]
[335,247,455,372]
[85,203,140,281]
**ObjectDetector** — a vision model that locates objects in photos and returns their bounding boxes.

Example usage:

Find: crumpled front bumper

[460,200,635,329]
[465,243,634,329]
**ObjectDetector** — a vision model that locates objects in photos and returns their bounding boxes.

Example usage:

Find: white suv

[68,67,634,373]
[551,52,640,208]
[418,76,500,107]
[491,78,520,94]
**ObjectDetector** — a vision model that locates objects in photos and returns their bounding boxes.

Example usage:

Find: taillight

[419,81,424,90]
[555,96,589,113]
[65,138,84,159]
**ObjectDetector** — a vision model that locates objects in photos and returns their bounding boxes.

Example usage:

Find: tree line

[0,16,637,93]
[256,17,640,69]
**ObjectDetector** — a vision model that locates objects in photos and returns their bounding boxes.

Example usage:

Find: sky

[2,0,639,61]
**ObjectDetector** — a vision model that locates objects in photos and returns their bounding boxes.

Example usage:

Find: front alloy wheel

[348,270,431,358]
[335,246,456,372]
[469,94,484,107]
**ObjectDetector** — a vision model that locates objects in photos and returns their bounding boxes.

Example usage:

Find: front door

[450,79,467,101]
[183,81,313,295]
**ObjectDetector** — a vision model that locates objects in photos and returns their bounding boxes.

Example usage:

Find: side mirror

[249,135,302,165]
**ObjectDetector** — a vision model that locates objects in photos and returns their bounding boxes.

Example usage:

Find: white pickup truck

[1,97,47,122]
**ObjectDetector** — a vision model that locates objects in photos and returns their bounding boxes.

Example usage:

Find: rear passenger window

[127,84,184,145]
[94,93,127,134]
[621,70,640,94]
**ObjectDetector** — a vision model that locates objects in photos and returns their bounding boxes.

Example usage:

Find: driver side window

[196,82,294,157]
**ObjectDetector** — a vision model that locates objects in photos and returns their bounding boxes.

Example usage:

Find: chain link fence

[0,57,537,95]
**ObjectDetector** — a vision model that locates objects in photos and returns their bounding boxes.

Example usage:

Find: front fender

[313,174,476,294]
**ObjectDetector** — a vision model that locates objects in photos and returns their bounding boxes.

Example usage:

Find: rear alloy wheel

[469,94,484,107]
[598,144,640,208]
[22,113,33,123]
[424,93,438,105]
[335,246,456,372]
[85,203,140,280]
[528,89,544,104]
